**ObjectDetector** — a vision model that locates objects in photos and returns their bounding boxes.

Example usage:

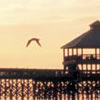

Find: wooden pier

[0,68,100,100]
[1,20,100,100]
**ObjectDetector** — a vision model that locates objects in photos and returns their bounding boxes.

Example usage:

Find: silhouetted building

[61,20,100,75]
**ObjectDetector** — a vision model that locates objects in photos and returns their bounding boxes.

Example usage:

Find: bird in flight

[26,38,42,47]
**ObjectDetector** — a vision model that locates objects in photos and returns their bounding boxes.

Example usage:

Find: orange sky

[0,0,100,69]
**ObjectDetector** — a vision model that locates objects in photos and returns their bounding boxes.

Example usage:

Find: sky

[0,0,100,69]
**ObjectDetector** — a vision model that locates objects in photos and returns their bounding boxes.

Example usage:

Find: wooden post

[67,48,69,74]
[63,49,66,73]
[81,48,83,71]
[95,48,97,74]
[86,64,88,74]
[72,48,74,56]
[95,48,97,59]
[67,48,69,56]
[99,48,100,72]
[99,48,100,59]
[63,49,65,61]
[76,48,78,56]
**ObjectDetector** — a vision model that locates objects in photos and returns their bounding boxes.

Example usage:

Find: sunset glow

[0,0,100,69]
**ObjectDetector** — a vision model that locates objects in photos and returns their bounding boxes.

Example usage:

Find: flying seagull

[26,38,42,47]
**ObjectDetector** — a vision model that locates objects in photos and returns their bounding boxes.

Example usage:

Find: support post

[95,48,97,74]
[63,49,65,61]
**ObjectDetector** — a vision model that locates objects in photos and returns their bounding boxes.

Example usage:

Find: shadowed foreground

[0,68,100,100]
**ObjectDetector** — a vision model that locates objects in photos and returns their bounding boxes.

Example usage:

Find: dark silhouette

[90,54,96,60]
[26,38,42,47]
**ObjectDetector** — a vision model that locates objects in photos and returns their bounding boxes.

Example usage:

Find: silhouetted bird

[26,38,41,47]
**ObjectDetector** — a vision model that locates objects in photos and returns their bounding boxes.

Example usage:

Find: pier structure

[0,68,100,100]
[0,21,100,100]
[62,20,100,76]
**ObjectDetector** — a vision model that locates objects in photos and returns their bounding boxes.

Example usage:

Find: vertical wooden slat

[81,48,83,71]
[68,48,69,56]
[63,49,65,61]
[95,48,97,74]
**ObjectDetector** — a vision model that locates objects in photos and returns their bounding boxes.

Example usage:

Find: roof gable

[61,20,100,49]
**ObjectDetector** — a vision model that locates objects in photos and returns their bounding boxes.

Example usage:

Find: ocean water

[0,79,100,100]
[0,92,99,100]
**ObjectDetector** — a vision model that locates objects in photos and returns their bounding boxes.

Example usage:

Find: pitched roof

[61,20,100,49]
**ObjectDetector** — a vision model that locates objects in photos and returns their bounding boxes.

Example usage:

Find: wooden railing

[64,54,100,65]
[64,54,100,61]
[64,69,100,76]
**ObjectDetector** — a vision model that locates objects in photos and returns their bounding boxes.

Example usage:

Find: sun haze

[0,0,100,69]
